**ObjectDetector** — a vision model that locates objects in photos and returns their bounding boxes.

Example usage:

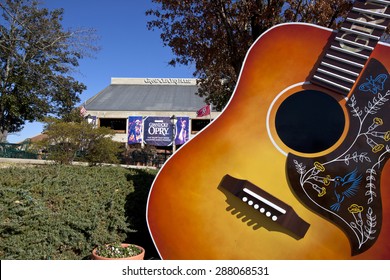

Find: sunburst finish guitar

[147,0,390,259]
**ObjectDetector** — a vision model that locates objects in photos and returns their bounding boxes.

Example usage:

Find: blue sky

[8,0,195,142]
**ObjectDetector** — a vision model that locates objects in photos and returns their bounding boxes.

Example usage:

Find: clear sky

[7,0,195,142]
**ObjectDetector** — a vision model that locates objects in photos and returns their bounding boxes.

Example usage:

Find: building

[84,78,220,164]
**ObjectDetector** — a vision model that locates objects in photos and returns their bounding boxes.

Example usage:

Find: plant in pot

[91,243,145,260]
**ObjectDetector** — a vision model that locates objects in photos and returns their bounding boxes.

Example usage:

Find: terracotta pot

[91,243,145,260]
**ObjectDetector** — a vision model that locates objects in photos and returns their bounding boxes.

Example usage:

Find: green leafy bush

[39,118,122,165]
[0,165,156,260]
[83,136,122,165]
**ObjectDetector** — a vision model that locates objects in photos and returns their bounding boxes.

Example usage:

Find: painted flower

[373,117,383,126]
[323,175,331,186]
[348,204,364,214]
[314,162,325,172]
[384,131,390,141]
[372,144,384,153]
[368,117,384,132]
[318,187,326,197]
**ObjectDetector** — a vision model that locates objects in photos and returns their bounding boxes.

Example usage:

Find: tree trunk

[0,130,8,143]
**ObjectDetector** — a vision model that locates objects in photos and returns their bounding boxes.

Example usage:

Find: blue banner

[175,117,190,145]
[128,116,143,144]
[143,116,173,146]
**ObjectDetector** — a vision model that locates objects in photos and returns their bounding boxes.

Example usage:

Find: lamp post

[85,114,93,124]
[170,115,177,154]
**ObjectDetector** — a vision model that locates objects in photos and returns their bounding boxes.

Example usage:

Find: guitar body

[147,23,390,259]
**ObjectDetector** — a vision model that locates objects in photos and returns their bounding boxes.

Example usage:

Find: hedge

[0,164,157,260]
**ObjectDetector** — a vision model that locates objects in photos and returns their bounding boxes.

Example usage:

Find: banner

[128,116,143,144]
[80,105,87,117]
[175,117,190,145]
[90,116,97,127]
[143,116,173,146]
[196,104,210,117]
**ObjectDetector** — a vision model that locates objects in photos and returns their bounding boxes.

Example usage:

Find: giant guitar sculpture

[147,0,390,259]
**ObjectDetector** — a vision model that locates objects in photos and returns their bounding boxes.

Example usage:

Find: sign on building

[143,116,173,146]
[175,117,190,145]
[128,116,143,144]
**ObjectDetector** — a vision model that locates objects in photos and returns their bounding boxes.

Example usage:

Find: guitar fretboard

[311,0,390,96]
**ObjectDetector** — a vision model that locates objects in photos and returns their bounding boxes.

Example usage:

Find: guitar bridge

[219,174,310,239]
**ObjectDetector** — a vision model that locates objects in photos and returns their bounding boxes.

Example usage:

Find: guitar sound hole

[275,90,345,154]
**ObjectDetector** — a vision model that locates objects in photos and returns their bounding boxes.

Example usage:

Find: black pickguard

[287,58,390,256]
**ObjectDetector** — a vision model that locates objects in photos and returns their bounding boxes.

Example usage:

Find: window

[191,119,211,134]
[99,118,127,133]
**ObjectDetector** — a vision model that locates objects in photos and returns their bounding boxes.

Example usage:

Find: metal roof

[85,80,207,112]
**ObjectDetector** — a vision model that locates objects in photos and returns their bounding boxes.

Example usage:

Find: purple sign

[128,116,143,144]
[143,116,173,146]
[175,117,189,145]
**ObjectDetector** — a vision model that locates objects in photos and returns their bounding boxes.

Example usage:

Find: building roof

[85,78,207,112]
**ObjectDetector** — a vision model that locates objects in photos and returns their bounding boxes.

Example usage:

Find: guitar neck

[311,0,390,96]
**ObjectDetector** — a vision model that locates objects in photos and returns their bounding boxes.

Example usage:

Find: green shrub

[39,118,121,165]
[83,136,122,166]
[0,165,154,260]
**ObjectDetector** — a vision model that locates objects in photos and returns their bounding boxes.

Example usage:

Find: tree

[146,0,387,110]
[0,0,98,142]
[39,118,122,165]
